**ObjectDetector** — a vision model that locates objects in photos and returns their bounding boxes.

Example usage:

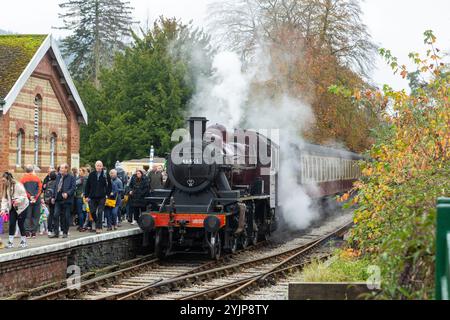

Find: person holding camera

[0,172,30,249]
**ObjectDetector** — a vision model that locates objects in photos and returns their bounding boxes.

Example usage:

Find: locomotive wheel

[257,205,273,242]
[241,232,249,249]
[209,232,222,260]
[250,229,259,246]
[230,236,238,254]
[258,228,271,242]
[154,229,168,259]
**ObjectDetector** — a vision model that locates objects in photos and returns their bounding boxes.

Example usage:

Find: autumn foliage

[341,31,449,299]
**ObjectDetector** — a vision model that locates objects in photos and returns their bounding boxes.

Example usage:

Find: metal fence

[436,197,450,300]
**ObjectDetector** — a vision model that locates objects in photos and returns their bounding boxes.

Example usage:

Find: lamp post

[149,145,154,169]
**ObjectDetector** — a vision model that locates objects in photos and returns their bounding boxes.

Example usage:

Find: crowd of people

[0,161,166,249]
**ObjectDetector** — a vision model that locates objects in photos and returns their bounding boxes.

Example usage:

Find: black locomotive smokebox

[139,213,155,232]
[167,140,219,194]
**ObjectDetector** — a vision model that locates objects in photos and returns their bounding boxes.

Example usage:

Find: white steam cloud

[189,46,320,230]
[190,51,250,129]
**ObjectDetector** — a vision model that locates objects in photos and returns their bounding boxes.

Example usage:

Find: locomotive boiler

[139,117,279,259]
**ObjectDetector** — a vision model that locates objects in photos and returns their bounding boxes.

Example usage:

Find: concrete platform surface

[0,223,142,263]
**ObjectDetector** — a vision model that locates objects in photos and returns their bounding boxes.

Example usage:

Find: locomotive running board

[239,195,271,201]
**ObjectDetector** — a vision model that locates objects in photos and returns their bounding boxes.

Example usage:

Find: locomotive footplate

[150,213,226,229]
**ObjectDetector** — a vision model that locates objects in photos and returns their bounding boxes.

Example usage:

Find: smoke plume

[189,44,322,230]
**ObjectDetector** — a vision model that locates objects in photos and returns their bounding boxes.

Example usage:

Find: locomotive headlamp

[204,216,221,233]
[139,214,155,232]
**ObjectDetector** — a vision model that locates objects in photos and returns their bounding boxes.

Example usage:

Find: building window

[16,130,24,168]
[34,95,42,167]
[50,133,57,168]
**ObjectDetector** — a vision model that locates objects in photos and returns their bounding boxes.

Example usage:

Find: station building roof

[0,34,88,124]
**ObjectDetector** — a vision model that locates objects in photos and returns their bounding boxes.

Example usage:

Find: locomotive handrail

[145,197,167,200]
[435,198,450,300]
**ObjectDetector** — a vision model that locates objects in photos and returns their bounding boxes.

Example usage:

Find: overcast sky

[1,0,449,90]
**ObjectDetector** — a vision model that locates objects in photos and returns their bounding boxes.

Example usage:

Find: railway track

[155,222,349,301]
[31,213,352,300]
[5,254,158,300]
[29,239,268,300]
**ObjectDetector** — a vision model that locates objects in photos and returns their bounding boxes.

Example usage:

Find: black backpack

[44,180,57,204]
[116,167,128,186]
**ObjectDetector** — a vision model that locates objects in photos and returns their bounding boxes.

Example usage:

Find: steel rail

[175,222,352,300]
[94,241,269,300]
[5,254,157,300]
[215,222,351,300]
[31,257,160,300]
[115,236,329,300]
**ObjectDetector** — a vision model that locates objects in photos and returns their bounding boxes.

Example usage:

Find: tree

[208,0,375,76]
[341,32,449,299]
[78,17,215,167]
[207,0,378,152]
[57,0,135,85]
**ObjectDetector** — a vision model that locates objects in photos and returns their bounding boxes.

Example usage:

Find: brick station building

[0,34,87,174]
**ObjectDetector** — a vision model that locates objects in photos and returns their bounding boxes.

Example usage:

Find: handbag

[105,197,117,208]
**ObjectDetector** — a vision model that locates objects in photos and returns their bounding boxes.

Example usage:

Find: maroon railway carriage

[138,117,362,259]
[297,144,363,199]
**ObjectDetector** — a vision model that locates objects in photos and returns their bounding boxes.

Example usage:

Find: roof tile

[0,34,47,98]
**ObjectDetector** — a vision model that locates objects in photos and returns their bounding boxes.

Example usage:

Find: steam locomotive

[138,117,362,259]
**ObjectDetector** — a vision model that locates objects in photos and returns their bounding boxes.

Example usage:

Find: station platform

[0,223,142,263]
[0,223,146,297]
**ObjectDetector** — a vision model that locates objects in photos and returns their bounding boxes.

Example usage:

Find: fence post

[435,198,450,300]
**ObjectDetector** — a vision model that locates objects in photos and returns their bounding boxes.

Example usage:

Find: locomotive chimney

[188,117,208,141]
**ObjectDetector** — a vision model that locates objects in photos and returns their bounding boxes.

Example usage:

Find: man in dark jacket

[44,170,57,236]
[49,164,76,239]
[85,161,112,233]
[148,165,164,191]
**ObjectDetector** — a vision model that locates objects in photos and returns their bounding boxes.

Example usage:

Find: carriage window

[313,157,316,181]
[315,157,319,181]
[318,157,321,182]
[315,157,319,182]
[335,159,339,180]
[302,157,306,183]
[352,161,356,179]
[336,159,339,180]
[348,160,351,179]
[304,157,308,183]
[326,158,330,181]
[308,157,312,181]
[345,160,350,180]
[300,157,303,183]
[350,161,353,179]
[320,158,323,182]
[320,158,325,182]
[308,157,313,181]
[342,160,347,179]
